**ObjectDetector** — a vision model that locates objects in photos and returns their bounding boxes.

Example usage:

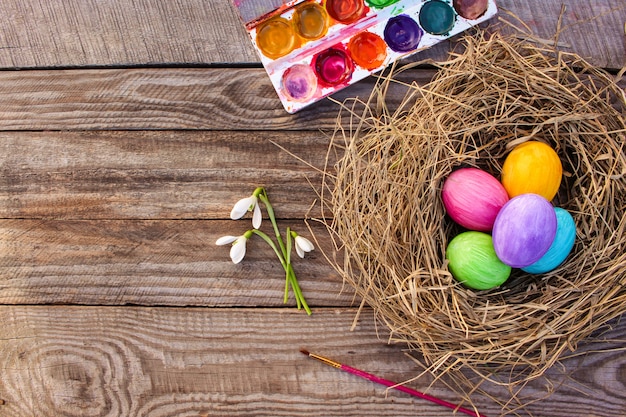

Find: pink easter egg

[442,168,510,232]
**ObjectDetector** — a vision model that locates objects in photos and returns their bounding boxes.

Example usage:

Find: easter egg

[442,168,509,232]
[446,231,512,290]
[501,141,563,201]
[492,194,557,268]
[522,208,576,274]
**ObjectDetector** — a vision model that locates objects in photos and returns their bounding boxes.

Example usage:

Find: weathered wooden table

[0,1,625,416]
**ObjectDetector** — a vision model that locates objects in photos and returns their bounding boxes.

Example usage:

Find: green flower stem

[257,191,287,259]
[284,270,290,304]
[253,189,311,315]
[285,229,293,305]
[286,227,292,266]
[288,263,311,315]
[251,229,285,266]
[287,269,300,309]
[258,189,290,303]
[251,228,311,315]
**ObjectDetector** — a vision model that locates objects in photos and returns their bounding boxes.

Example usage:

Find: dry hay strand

[322,29,626,393]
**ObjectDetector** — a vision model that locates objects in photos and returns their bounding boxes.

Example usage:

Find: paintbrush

[300,349,486,417]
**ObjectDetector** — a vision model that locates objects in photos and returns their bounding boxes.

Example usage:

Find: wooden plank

[0,0,624,69]
[2,68,623,132]
[0,306,624,417]
[0,219,347,307]
[0,130,330,219]
[498,0,626,70]
[0,67,429,131]
[0,0,258,68]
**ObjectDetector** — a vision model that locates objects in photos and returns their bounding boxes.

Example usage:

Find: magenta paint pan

[232,0,498,113]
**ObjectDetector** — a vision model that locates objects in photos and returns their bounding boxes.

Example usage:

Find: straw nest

[322,29,626,390]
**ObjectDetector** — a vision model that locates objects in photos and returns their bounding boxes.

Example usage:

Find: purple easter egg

[442,168,509,232]
[492,193,557,268]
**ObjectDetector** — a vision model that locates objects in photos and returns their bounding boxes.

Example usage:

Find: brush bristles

[301,350,342,368]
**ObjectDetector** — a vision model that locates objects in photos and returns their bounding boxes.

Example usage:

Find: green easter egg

[446,231,511,290]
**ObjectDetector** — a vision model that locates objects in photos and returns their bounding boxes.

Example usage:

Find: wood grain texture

[0,0,257,68]
[0,130,330,219]
[1,68,623,132]
[0,219,347,307]
[0,307,624,417]
[0,67,432,131]
[0,1,624,415]
[0,0,624,69]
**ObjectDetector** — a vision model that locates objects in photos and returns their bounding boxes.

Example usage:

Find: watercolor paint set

[232,0,498,113]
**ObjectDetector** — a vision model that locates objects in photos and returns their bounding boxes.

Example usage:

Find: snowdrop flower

[216,187,312,315]
[216,231,252,264]
[291,232,314,258]
[230,189,263,229]
[215,235,238,246]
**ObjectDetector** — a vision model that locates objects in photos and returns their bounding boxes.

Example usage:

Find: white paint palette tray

[232,0,498,113]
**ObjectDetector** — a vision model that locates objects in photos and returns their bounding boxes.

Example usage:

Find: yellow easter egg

[501,141,563,200]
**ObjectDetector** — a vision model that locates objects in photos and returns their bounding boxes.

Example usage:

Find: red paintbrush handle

[340,364,485,417]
